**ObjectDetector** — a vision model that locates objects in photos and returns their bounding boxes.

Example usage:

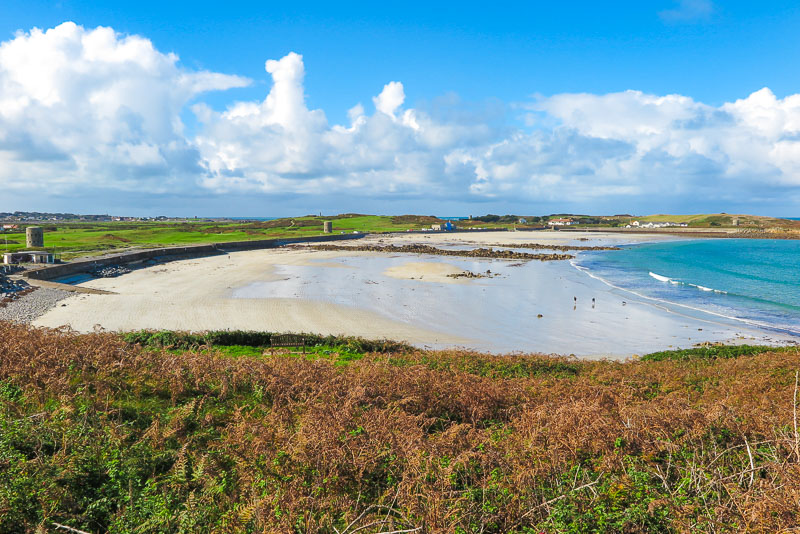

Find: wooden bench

[269,334,307,354]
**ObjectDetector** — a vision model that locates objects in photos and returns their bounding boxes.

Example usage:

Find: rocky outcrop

[490,243,621,251]
[304,243,573,261]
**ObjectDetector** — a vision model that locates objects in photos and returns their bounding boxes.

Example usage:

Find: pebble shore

[0,286,71,324]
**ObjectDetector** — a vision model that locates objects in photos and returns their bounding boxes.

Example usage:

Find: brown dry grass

[2,322,800,532]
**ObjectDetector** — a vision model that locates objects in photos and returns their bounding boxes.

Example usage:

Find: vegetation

[2,212,798,260]
[2,323,800,532]
[634,213,800,229]
[640,344,793,362]
[0,215,499,259]
[121,329,412,357]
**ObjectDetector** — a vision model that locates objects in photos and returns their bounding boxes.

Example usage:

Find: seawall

[22,233,366,281]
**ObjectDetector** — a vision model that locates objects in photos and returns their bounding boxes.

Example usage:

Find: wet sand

[384,262,473,283]
[33,231,795,358]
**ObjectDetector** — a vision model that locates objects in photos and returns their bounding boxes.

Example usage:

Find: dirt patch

[101,234,132,243]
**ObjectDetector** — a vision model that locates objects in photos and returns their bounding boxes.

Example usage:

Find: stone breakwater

[304,243,574,261]
[0,273,27,298]
[0,273,34,306]
[490,243,621,251]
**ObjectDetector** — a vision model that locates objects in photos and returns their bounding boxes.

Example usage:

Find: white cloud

[0,22,249,195]
[373,81,405,118]
[197,54,800,204]
[2,22,800,213]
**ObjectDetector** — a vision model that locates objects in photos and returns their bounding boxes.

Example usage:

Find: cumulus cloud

[196,53,800,205]
[0,22,248,195]
[2,22,800,212]
[373,81,405,118]
[194,57,496,196]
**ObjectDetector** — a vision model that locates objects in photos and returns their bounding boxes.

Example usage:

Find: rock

[489,242,621,251]
[0,286,70,323]
[306,243,574,261]
[89,264,132,278]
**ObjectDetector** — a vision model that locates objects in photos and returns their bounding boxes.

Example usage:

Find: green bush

[641,344,782,362]
[122,329,412,354]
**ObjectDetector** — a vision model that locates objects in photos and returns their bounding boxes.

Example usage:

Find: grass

[3,323,800,532]
[635,213,800,229]
[2,212,797,260]
[0,215,482,259]
[641,344,794,361]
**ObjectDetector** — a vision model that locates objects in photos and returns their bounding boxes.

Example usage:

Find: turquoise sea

[575,239,800,336]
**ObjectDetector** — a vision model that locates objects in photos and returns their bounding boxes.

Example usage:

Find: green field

[0,215,481,259]
[2,212,796,260]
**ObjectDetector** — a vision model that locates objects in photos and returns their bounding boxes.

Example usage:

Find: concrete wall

[23,233,365,281]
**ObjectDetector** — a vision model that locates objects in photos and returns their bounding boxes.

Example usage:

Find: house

[633,221,689,229]
[547,218,574,226]
[2,251,55,265]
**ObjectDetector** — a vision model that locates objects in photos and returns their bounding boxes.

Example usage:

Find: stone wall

[23,233,365,281]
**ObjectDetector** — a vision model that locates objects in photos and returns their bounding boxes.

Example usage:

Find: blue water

[575,239,800,336]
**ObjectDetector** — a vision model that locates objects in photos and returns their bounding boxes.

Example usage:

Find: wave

[571,259,800,336]
[649,271,671,282]
[649,271,726,294]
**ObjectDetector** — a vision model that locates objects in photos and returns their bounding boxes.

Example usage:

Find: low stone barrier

[22,233,365,281]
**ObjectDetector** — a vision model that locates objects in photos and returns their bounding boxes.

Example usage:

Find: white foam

[571,259,800,336]
[649,271,671,282]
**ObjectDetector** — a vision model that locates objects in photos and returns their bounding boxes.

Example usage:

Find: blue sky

[1,1,800,216]
[5,1,800,115]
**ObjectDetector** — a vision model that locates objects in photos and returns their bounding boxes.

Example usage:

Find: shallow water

[576,239,800,337]
[231,248,792,357]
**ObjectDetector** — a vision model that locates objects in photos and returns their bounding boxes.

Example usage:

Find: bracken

[1,322,799,533]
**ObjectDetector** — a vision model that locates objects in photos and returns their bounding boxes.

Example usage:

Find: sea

[573,238,800,337]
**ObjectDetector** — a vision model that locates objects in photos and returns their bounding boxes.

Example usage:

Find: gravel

[0,285,72,324]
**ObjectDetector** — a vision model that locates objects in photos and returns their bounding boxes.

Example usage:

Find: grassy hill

[2,323,800,532]
[636,213,800,228]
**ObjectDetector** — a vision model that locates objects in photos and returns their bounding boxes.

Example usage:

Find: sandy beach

[33,231,795,358]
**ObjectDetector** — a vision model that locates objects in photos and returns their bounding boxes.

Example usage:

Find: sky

[1,1,800,217]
